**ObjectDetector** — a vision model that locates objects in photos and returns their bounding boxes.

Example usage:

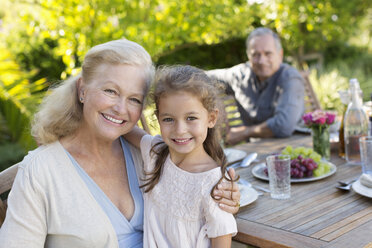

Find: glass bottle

[344,79,369,164]
[338,90,350,158]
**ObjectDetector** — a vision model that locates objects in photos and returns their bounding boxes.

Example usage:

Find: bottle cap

[349,78,361,91]
[349,78,358,83]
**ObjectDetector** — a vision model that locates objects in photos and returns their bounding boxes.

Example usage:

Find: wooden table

[232,134,372,248]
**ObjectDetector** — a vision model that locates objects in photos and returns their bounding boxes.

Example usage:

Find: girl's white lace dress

[140,135,237,248]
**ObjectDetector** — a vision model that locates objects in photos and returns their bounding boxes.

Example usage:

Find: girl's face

[79,64,146,142]
[157,91,217,161]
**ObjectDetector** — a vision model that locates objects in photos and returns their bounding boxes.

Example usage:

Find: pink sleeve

[140,134,163,172]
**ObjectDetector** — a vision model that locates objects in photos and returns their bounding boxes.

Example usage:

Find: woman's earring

[79,97,84,102]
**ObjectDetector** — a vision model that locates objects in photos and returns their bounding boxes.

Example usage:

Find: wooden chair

[0,163,19,227]
[222,94,244,129]
[300,70,322,112]
[218,94,243,145]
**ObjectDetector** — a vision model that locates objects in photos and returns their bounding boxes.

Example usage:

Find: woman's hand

[213,168,240,214]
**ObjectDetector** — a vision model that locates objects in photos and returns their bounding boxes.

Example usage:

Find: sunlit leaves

[1,0,371,79]
[0,45,47,151]
[2,0,256,74]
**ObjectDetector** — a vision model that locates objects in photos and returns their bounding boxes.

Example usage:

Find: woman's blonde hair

[32,39,155,145]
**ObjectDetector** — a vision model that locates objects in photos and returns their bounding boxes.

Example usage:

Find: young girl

[125,65,238,248]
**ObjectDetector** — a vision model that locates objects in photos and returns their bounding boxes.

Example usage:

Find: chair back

[222,94,244,130]
[0,163,19,227]
[300,70,322,112]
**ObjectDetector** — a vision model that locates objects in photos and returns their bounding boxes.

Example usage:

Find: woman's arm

[213,168,241,214]
[123,126,148,148]
[211,234,232,248]
[0,166,47,247]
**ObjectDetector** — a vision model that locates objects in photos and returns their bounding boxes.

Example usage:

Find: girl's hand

[213,168,240,214]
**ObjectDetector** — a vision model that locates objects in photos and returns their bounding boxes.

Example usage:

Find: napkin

[360,174,372,188]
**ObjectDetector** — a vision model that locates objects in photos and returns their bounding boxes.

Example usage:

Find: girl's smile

[171,137,193,145]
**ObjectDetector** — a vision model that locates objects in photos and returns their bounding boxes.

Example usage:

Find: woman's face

[79,64,146,142]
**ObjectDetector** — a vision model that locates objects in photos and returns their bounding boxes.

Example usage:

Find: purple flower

[326,112,336,125]
[302,110,336,128]
[312,110,326,124]
[314,116,326,125]
[302,113,313,125]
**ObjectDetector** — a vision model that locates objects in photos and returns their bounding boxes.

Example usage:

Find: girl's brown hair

[141,65,238,197]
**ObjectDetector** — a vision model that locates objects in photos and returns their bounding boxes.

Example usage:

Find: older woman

[0,39,239,247]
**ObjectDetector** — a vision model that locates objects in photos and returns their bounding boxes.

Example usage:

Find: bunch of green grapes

[281,146,331,178]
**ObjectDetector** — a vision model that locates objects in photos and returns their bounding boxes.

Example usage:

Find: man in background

[208,27,305,144]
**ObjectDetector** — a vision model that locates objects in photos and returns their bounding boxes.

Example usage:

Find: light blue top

[65,137,144,248]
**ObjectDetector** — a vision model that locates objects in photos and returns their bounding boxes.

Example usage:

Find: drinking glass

[359,136,372,175]
[266,155,291,199]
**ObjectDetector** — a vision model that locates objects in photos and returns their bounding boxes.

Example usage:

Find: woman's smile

[101,113,126,125]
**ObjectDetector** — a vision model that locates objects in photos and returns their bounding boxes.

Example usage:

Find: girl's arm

[211,234,232,248]
[123,126,148,148]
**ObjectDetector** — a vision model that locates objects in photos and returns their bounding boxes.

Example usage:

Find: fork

[239,181,263,196]
[239,178,270,193]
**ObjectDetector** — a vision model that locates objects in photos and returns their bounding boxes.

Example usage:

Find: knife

[240,152,258,167]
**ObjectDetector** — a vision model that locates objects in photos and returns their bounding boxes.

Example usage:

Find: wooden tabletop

[232,134,372,248]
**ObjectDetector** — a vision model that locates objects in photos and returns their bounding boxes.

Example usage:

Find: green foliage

[157,38,246,69]
[3,0,369,78]
[0,44,48,169]
[308,69,348,114]
[251,0,370,61]
[309,53,372,114]
[142,105,160,136]
[0,143,26,171]
[2,0,253,80]
[13,37,66,84]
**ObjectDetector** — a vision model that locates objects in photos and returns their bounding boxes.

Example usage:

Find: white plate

[238,183,258,207]
[251,162,337,183]
[352,179,372,198]
[224,148,247,164]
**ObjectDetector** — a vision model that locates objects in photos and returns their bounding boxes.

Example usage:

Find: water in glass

[266,155,291,199]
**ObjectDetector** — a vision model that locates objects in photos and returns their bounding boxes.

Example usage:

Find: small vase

[312,126,330,160]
